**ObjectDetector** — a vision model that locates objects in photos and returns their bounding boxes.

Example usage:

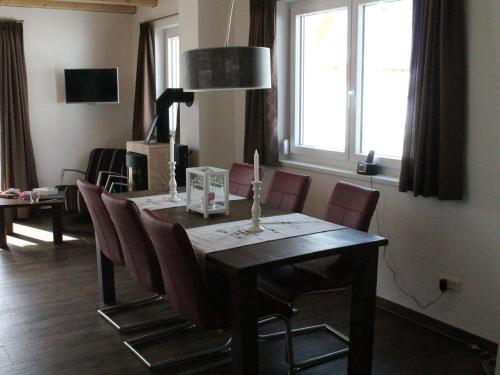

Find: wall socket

[439,274,462,292]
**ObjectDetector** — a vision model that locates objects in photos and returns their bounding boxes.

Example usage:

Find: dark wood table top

[119,190,388,274]
[0,196,64,208]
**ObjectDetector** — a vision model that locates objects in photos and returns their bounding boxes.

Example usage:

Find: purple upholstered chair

[77,180,124,269]
[99,191,181,331]
[265,170,311,213]
[126,209,295,372]
[229,162,264,199]
[258,181,380,371]
[101,192,164,295]
[78,180,176,332]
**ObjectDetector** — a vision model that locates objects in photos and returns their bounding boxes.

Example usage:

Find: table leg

[229,271,259,375]
[52,204,63,244]
[0,208,7,249]
[5,208,13,234]
[96,239,115,304]
[348,246,379,375]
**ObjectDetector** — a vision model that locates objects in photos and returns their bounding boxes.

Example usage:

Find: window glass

[299,8,348,152]
[359,0,413,158]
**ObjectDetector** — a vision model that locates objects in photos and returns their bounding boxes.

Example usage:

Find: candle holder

[247,181,264,233]
[167,161,181,202]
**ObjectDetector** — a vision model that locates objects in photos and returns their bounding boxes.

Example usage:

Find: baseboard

[376,297,498,355]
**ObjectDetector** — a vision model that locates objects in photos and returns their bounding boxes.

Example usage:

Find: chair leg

[258,288,351,371]
[124,322,232,370]
[283,316,296,375]
[98,294,182,332]
[259,323,349,371]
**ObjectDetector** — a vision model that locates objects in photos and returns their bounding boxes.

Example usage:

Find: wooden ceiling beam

[52,0,156,7]
[0,0,137,13]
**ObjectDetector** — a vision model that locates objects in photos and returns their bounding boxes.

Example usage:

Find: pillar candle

[170,134,175,162]
[254,150,259,181]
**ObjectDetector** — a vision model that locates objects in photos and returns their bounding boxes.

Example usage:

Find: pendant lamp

[181,0,271,92]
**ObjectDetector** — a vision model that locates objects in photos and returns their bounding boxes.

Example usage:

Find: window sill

[279,159,399,188]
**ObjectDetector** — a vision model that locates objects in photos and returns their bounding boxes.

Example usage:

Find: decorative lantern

[186,167,229,218]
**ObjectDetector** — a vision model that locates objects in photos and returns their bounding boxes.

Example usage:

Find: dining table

[100,190,388,375]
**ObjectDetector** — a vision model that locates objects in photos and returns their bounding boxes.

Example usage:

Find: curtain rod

[141,12,178,25]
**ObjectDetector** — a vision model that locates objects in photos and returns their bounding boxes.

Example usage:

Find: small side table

[0,197,65,250]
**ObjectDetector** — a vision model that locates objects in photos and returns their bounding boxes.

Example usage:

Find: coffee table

[0,196,65,249]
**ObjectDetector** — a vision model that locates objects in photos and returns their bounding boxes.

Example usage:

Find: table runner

[129,192,245,210]
[186,213,344,254]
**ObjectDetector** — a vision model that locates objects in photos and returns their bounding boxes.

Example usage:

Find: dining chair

[229,162,264,199]
[78,180,173,332]
[258,181,380,371]
[100,192,183,331]
[129,209,296,373]
[265,170,312,213]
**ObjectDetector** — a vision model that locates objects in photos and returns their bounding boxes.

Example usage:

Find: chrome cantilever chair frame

[258,288,350,372]
[93,170,129,193]
[124,313,295,374]
[97,294,184,333]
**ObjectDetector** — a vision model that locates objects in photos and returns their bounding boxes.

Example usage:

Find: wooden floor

[0,214,489,375]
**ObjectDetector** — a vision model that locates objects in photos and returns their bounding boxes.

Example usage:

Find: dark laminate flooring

[0,213,489,375]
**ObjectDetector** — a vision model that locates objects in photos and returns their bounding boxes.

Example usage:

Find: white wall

[0,7,134,187]
[226,0,500,344]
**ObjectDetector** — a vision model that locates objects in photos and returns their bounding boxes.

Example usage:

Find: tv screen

[65,68,119,103]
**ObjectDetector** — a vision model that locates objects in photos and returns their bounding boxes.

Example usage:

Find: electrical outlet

[439,274,462,292]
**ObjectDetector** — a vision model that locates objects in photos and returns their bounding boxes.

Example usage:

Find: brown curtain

[132,22,156,141]
[244,0,279,166]
[399,0,466,199]
[0,21,38,191]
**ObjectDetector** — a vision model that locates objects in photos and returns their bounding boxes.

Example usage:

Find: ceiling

[0,0,157,14]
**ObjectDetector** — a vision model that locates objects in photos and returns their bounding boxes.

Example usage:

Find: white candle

[254,150,259,181]
[170,134,175,163]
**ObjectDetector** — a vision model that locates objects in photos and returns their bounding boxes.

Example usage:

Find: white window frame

[155,16,179,96]
[288,0,409,174]
[154,16,180,132]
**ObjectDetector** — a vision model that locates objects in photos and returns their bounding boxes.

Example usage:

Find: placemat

[186,213,344,254]
[129,192,245,210]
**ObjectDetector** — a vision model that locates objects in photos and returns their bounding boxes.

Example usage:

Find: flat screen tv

[65,68,119,103]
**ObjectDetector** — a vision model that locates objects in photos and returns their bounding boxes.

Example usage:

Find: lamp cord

[225,0,236,47]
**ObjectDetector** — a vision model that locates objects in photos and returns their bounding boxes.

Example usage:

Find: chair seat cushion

[258,261,353,303]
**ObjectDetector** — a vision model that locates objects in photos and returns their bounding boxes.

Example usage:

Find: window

[289,0,412,171]
[166,33,180,129]
[155,19,180,132]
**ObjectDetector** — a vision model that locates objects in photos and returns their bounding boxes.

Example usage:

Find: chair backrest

[77,180,124,266]
[101,192,164,295]
[265,170,311,213]
[140,209,207,326]
[229,162,264,199]
[85,149,127,185]
[325,181,379,232]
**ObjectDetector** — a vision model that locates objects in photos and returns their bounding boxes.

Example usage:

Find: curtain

[0,21,38,191]
[244,0,279,166]
[132,22,156,141]
[399,0,466,199]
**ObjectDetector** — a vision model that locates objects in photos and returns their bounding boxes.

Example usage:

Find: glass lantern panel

[209,173,226,209]
[189,173,205,208]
